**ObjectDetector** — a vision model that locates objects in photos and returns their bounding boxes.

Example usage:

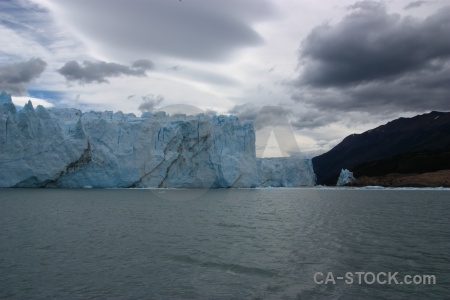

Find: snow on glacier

[0,92,317,188]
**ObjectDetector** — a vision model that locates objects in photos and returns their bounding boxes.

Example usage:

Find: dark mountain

[312,111,450,185]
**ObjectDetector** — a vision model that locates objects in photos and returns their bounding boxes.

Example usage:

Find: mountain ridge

[312,111,450,185]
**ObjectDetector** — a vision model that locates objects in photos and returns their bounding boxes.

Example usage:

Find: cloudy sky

[1,0,449,157]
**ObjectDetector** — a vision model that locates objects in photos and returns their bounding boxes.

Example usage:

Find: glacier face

[257,157,316,187]
[0,92,257,188]
[0,92,318,188]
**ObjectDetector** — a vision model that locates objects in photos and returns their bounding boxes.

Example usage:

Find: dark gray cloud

[58,59,154,84]
[293,62,450,113]
[291,110,340,130]
[347,0,384,11]
[229,103,291,130]
[293,3,450,114]
[296,3,450,87]
[170,65,185,71]
[0,58,47,96]
[45,0,275,62]
[131,59,154,71]
[230,103,343,131]
[404,1,429,10]
[138,95,164,112]
[229,103,260,127]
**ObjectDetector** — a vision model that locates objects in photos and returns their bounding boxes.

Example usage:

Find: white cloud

[12,96,54,108]
[2,0,447,156]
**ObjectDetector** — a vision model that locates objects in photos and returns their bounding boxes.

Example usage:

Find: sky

[1,0,449,157]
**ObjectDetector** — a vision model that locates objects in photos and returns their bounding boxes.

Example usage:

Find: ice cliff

[0,92,317,188]
[257,157,316,187]
[0,92,257,188]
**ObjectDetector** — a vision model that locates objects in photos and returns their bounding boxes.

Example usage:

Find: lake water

[0,188,449,299]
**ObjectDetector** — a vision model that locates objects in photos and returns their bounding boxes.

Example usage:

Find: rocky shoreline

[347,170,450,188]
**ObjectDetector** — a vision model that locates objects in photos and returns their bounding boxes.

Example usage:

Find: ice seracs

[1,93,89,188]
[336,169,356,186]
[0,93,256,188]
[0,92,317,188]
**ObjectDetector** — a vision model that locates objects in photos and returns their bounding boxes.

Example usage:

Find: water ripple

[0,188,449,299]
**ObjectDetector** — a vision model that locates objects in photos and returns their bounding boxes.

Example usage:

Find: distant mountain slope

[312,111,450,185]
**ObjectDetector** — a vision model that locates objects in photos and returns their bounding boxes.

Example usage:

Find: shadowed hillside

[312,111,450,185]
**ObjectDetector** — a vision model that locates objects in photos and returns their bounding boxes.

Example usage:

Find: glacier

[336,169,356,186]
[0,92,316,188]
[257,157,316,187]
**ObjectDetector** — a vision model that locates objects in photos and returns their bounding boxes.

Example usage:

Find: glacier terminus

[0,92,316,188]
